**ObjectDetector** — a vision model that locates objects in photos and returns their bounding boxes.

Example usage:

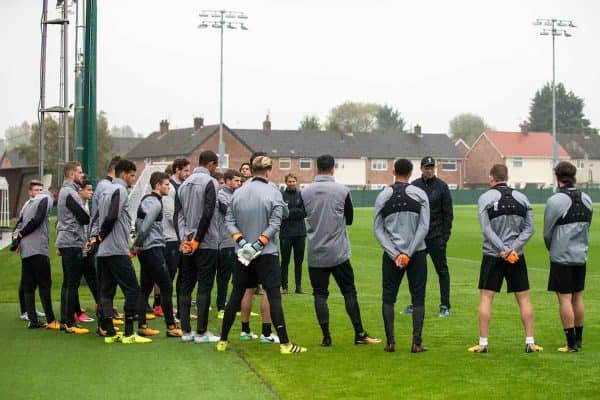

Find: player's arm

[286,193,306,220]
[406,191,430,257]
[344,192,354,226]
[193,182,216,242]
[19,197,50,237]
[133,198,161,248]
[511,196,535,254]
[441,184,453,243]
[373,188,400,259]
[177,185,193,240]
[478,196,510,255]
[66,192,90,225]
[262,194,284,240]
[98,189,121,240]
[543,197,561,251]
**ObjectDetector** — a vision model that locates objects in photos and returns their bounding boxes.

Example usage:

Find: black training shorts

[478,254,529,293]
[547,262,586,294]
[233,254,281,290]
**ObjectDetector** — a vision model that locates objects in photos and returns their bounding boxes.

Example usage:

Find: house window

[299,158,312,170]
[218,154,229,169]
[512,158,523,168]
[371,159,388,171]
[576,159,584,169]
[279,158,291,170]
[448,184,458,190]
[440,160,457,171]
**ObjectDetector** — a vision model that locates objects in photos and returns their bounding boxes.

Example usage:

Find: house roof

[0,150,32,168]
[112,137,144,156]
[558,134,600,159]
[126,125,221,159]
[232,129,464,160]
[483,131,570,158]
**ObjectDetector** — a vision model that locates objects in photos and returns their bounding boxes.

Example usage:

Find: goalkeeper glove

[394,253,410,269]
[506,250,519,264]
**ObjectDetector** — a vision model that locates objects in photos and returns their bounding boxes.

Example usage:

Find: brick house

[465,126,570,188]
[127,119,465,188]
[558,133,600,186]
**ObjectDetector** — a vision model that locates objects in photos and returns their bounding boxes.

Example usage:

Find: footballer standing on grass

[88,159,151,344]
[544,161,593,352]
[303,154,380,347]
[217,155,306,354]
[132,171,183,338]
[468,164,542,354]
[374,159,430,353]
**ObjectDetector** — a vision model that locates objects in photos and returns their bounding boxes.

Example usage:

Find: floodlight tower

[533,18,576,191]
[198,10,248,169]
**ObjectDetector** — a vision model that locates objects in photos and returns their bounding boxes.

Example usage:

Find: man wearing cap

[403,156,453,317]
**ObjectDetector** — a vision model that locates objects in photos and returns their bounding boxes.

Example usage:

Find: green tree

[529,82,597,135]
[16,112,113,187]
[449,113,491,146]
[325,102,380,132]
[298,114,321,131]
[3,121,31,151]
[376,105,406,133]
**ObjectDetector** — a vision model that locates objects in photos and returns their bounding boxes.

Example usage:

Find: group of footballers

[11,148,592,355]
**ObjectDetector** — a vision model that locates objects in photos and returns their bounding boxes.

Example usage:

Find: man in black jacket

[404,156,453,317]
[280,174,307,294]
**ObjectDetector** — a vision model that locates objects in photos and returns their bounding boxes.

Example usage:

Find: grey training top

[373,183,430,260]
[544,187,593,265]
[162,176,181,243]
[56,180,90,249]
[226,177,284,256]
[302,175,353,268]
[177,166,220,250]
[15,191,53,259]
[91,178,132,257]
[218,186,235,249]
[478,184,534,257]
[134,192,165,250]
[91,176,113,220]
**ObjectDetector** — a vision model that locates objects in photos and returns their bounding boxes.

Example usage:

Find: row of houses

[125,117,600,190]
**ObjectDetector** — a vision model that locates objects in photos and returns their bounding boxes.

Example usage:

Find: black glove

[9,237,21,252]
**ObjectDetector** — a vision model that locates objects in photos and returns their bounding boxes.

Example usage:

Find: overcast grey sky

[1,0,599,138]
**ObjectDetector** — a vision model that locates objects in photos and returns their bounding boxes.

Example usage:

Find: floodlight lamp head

[564,32,572,37]
[241,24,248,30]
[540,31,549,36]
[227,23,236,29]
[198,23,208,29]
[212,22,221,28]
[199,13,209,18]
[238,14,248,19]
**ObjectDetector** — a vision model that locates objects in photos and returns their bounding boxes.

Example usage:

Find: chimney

[414,124,422,136]
[263,114,271,133]
[343,123,354,136]
[159,119,169,135]
[519,120,529,135]
[193,117,204,131]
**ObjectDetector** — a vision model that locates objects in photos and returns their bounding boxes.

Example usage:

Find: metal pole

[82,0,97,183]
[551,20,558,192]
[218,10,225,169]
[39,0,48,181]
[63,0,69,163]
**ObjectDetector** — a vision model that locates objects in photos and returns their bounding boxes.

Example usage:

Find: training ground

[0,205,598,399]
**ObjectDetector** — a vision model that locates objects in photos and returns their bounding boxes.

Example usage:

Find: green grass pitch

[0,205,598,399]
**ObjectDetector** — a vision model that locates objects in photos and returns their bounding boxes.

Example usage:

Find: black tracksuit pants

[21,255,56,324]
[280,236,305,290]
[59,247,83,326]
[137,247,176,328]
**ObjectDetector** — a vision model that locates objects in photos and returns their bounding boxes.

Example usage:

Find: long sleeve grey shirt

[14,191,53,259]
[544,187,593,264]
[162,176,181,243]
[225,177,284,256]
[373,183,430,260]
[218,186,235,249]
[134,193,165,250]
[92,178,132,257]
[56,180,90,249]
[177,166,220,250]
[91,176,113,220]
[301,175,353,268]
[478,185,534,257]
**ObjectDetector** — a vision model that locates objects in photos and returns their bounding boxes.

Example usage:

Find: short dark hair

[198,150,218,166]
[554,161,577,185]
[239,162,251,172]
[150,171,169,189]
[172,158,190,173]
[29,180,43,190]
[285,173,297,182]
[213,171,224,181]
[63,161,81,178]
[489,164,508,182]
[316,154,335,172]
[393,159,413,176]
[107,156,122,173]
[224,169,241,181]
[114,159,137,176]
[80,179,93,189]
[164,164,173,176]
